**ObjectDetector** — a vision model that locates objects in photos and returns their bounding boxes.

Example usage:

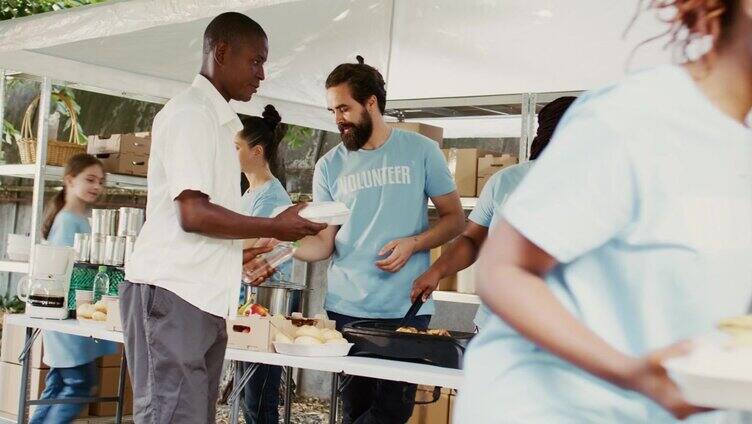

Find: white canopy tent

[0,0,673,137]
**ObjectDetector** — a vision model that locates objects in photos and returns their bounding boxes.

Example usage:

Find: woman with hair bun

[234,104,291,424]
[456,1,752,422]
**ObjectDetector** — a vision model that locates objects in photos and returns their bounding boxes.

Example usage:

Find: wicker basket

[18,92,86,166]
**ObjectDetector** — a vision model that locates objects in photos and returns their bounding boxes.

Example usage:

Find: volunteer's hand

[242,246,274,287]
[272,203,327,241]
[376,237,417,273]
[411,268,441,302]
[623,341,710,420]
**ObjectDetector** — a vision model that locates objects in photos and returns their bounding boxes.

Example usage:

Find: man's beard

[339,109,373,151]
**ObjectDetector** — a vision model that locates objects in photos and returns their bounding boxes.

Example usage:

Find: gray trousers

[119,281,227,424]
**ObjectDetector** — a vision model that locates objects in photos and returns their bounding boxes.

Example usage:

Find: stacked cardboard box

[441,148,479,197]
[88,133,151,177]
[387,122,444,145]
[0,316,88,420]
[476,154,518,195]
[90,347,133,417]
[408,386,455,424]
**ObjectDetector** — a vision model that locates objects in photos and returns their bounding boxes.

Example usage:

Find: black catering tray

[342,320,475,369]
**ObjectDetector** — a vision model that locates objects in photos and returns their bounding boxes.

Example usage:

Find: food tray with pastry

[272,324,353,357]
[226,305,338,353]
[76,298,111,328]
[341,296,474,369]
[664,314,752,411]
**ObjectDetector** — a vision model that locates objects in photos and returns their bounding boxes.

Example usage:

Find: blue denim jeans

[29,361,97,424]
[239,362,282,424]
[327,311,432,424]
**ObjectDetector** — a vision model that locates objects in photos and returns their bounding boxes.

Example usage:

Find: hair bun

[262,104,282,130]
[356,55,365,65]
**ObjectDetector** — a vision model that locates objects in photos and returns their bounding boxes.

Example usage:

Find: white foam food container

[664,342,752,411]
[272,202,351,226]
[273,341,353,357]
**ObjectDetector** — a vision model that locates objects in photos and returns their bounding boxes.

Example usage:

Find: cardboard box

[0,362,88,418]
[388,122,443,145]
[408,386,451,424]
[431,245,458,292]
[227,314,336,352]
[97,152,149,177]
[442,148,478,197]
[477,154,517,178]
[1,316,47,369]
[456,262,476,295]
[89,366,133,417]
[104,299,123,333]
[476,176,489,196]
[87,133,151,156]
[97,345,124,368]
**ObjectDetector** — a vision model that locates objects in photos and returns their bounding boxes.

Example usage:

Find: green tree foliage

[1,0,107,21]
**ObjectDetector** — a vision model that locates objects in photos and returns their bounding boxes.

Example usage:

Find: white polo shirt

[125,75,243,317]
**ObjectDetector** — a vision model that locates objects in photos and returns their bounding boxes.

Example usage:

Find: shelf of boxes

[0,164,147,191]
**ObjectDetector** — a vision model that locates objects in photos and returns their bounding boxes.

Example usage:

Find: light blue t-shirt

[242,177,293,282]
[456,66,752,423]
[44,210,119,368]
[313,128,456,318]
[468,161,534,328]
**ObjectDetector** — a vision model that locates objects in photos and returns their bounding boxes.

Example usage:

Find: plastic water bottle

[243,242,298,284]
[92,266,110,302]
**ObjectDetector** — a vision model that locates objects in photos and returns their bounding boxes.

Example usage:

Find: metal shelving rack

[0,72,151,280]
[0,70,580,308]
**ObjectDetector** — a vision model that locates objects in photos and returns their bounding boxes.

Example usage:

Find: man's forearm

[413,212,465,252]
[179,199,282,239]
[430,235,480,279]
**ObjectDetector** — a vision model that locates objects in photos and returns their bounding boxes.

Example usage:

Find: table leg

[115,352,127,424]
[230,362,241,424]
[329,372,339,424]
[283,366,293,424]
[16,327,34,424]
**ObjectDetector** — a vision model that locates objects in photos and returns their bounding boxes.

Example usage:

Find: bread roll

[275,333,293,344]
[77,304,94,319]
[295,325,322,339]
[325,338,348,345]
[94,300,108,313]
[294,336,323,345]
[320,329,343,341]
[92,311,107,321]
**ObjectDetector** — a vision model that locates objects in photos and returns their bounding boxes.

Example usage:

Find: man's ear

[214,40,229,66]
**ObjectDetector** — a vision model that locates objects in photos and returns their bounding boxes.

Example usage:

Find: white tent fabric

[0,0,673,136]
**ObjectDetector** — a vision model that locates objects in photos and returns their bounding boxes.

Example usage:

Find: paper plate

[273,341,353,357]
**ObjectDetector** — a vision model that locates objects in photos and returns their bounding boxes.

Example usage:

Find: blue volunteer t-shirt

[468,161,534,328]
[241,177,293,282]
[313,128,456,318]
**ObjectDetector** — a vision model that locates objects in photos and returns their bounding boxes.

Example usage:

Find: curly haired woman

[456,1,752,422]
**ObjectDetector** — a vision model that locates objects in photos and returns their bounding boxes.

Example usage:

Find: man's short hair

[325,56,387,114]
[203,12,266,55]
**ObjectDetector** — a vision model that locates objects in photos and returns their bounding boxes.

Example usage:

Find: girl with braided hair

[457,1,751,422]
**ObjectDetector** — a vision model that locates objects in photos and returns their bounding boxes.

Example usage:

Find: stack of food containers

[75,208,143,267]
[118,207,144,265]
